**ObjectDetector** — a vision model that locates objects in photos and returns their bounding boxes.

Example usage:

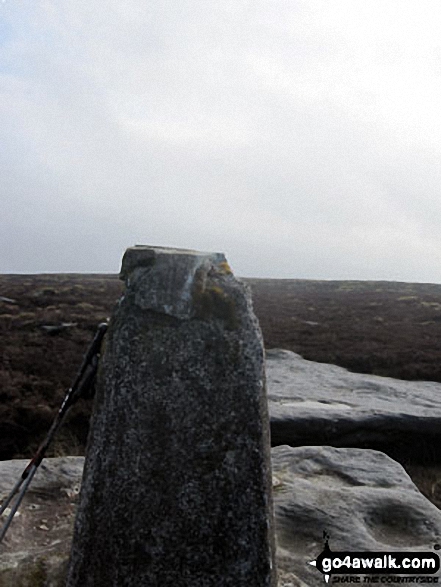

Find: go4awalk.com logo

[309,533,440,584]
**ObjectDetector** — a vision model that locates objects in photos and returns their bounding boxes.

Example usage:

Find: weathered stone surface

[67,246,276,587]
[3,449,441,587]
[267,349,441,462]
[272,445,441,586]
[0,457,83,587]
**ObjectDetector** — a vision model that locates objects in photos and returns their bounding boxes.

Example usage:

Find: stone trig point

[67,246,277,586]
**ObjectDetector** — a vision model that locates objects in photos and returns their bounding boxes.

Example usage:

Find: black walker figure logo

[309,532,440,583]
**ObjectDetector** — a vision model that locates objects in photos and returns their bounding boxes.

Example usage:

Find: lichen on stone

[218,261,232,275]
[192,278,238,330]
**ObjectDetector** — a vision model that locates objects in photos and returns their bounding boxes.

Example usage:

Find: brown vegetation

[249,278,441,382]
[1,274,441,505]
[0,274,122,460]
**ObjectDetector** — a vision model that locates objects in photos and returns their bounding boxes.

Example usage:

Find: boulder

[267,349,441,463]
[0,457,83,587]
[272,445,441,586]
[0,297,17,305]
[40,322,77,335]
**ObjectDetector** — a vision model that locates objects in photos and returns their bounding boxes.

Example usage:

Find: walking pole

[0,463,39,543]
[0,322,108,545]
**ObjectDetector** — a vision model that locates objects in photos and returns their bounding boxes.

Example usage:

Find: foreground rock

[267,349,441,463]
[3,449,441,586]
[273,445,441,586]
[67,246,276,587]
[0,457,83,586]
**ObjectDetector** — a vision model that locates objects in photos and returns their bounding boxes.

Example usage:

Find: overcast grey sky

[1,1,441,280]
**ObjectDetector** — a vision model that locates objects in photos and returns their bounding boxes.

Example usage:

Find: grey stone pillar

[66,246,277,587]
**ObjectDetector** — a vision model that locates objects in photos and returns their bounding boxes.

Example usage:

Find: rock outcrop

[0,457,83,587]
[267,349,441,463]
[273,445,441,586]
[2,448,441,586]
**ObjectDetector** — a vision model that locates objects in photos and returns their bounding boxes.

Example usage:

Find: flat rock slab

[2,451,441,586]
[273,445,441,586]
[0,457,83,586]
[267,349,441,462]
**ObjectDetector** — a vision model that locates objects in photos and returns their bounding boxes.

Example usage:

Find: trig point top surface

[120,245,226,280]
[119,245,233,321]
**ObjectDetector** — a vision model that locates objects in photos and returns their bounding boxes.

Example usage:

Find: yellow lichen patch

[208,285,224,295]
[192,283,238,329]
[272,475,285,492]
[218,261,232,275]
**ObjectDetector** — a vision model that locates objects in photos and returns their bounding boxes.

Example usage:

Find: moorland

[1,273,441,464]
